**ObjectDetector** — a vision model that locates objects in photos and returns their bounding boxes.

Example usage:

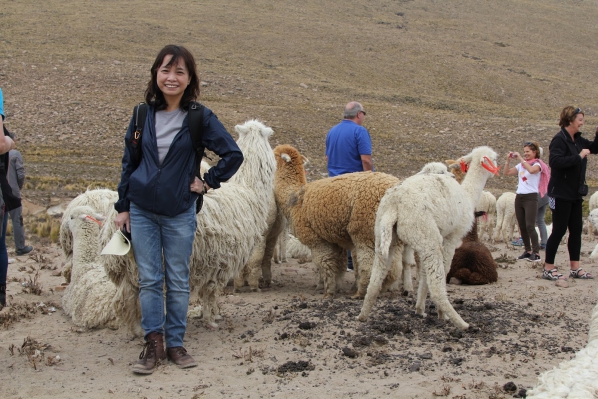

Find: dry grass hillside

[1,0,598,205]
[4,2,598,398]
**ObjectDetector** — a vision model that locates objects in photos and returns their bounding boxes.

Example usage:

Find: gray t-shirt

[155,108,187,165]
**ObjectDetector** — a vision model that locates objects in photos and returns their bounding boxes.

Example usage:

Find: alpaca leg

[311,244,344,298]
[492,209,503,243]
[382,249,402,293]
[418,245,469,329]
[415,262,429,317]
[380,246,401,295]
[242,236,267,292]
[358,242,397,321]
[233,268,248,292]
[201,286,218,329]
[401,245,416,294]
[438,238,459,320]
[262,212,286,287]
[352,245,377,299]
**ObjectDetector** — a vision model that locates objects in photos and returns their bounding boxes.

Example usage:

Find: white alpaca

[493,191,517,245]
[588,210,598,259]
[358,146,500,330]
[585,192,598,241]
[527,290,598,398]
[476,191,496,241]
[103,120,276,329]
[61,206,120,330]
[59,189,119,283]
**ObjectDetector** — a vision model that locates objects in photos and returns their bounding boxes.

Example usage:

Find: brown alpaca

[446,211,498,285]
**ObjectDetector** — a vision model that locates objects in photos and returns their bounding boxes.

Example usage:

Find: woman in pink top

[504,141,544,262]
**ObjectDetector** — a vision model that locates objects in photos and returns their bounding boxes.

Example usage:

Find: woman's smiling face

[156,54,190,104]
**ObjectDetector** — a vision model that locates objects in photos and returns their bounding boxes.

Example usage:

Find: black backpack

[129,102,207,212]
[0,125,21,211]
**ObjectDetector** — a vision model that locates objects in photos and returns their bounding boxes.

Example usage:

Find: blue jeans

[130,202,196,348]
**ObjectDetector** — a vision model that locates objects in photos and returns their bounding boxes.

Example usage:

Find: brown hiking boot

[167,346,197,369]
[132,332,166,374]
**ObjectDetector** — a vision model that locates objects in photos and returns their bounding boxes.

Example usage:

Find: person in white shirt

[504,141,542,262]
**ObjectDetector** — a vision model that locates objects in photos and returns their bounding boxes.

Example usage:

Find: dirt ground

[2,0,598,398]
[1,208,598,399]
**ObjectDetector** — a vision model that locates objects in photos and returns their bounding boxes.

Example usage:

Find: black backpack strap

[188,101,207,213]
[131,103,147,164]
[188,101,206,177]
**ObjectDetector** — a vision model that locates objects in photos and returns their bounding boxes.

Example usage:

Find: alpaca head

[273,144,308,183]
[459,146,499,177]
[67,205,105,233]
[234,119,274,140]
[445,159,465,183]
[418,162,453,177]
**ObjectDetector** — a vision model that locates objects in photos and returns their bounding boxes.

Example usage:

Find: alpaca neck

[463,218,479,242]
[72,225,101,266]
[274,167,307,219]
[229,135,276,191]
[461,167,490,212]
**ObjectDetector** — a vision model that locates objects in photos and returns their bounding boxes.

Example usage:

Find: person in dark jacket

[113,45,243,374]
[543,106,598,281]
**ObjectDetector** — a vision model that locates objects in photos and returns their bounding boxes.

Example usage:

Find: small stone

[342,347,358,358]
[503,381,517,393]
[448,277,462,285]
[555,279,569,288]
[409,361,421,372]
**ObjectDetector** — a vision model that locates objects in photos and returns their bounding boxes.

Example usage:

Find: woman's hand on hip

[114,211,131,233]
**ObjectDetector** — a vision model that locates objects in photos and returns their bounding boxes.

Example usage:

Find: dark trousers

[514,193,540,253]
[545,198,583,264]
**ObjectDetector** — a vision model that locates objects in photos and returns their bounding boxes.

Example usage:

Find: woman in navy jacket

[114,45,243,374]
[543,106,598,281]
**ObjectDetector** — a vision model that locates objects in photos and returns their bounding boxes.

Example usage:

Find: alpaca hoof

[322,293,334,299]
[250,287,261,293]
[351,293,364,300]
[204,321,219,330]
[214,314,223,321]
[356,313,368,322]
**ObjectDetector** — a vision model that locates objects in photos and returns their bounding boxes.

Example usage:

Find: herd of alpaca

[58,133,516,333]
[58,120,598,395]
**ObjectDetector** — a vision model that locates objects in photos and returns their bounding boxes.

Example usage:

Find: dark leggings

[545,198,583,264]
[514,193,540,253]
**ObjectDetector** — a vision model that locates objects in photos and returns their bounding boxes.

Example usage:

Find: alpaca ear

[301,155,310,166]
[234,124,248,136]
[281,153,292,163]
[461,153,473,166]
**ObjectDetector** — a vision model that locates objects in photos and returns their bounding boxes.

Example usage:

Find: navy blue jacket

[115,105,243,216]
[548,127,598,201]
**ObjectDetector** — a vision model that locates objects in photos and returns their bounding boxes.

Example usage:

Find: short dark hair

[559,106,584,128]
[145,45,200,111]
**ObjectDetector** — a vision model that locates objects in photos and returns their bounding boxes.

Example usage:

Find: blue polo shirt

[325,119,372,177]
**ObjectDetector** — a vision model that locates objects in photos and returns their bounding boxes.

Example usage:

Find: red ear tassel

[459,159,468,173]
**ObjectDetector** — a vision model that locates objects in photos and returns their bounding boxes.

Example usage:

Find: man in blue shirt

[326,101,373,176]
[325,101,373,270]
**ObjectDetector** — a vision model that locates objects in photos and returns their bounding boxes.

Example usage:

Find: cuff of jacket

[114,198,130,213]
